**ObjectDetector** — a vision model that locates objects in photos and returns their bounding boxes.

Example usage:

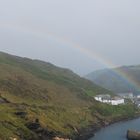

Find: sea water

[89,118,140,140]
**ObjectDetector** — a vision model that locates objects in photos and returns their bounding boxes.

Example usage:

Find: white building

[110,97,125,105]
[94,94,111,103]
[94,96,102,102]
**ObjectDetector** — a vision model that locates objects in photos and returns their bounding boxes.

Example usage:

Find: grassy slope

[0,52,138,140]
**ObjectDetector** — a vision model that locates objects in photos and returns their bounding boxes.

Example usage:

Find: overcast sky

[0,0,140,75]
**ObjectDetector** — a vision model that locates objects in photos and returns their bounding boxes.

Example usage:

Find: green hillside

[0,52,138,140]
[85,66,140,94]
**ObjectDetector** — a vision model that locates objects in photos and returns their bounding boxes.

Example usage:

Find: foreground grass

[0,99,139,140]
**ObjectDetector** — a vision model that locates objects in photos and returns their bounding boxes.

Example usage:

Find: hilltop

[0,52,138,140]
[85,65,140,94]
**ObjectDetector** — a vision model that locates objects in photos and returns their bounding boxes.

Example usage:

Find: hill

[0,52,138,140]
[85,66,140,94]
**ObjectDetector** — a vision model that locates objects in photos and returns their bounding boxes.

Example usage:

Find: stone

[127,130,140,140]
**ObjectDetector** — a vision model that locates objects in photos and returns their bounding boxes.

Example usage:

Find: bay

[89,118,140,140]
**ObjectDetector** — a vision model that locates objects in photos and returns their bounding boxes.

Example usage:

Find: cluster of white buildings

[94,94,125,105]
[94,92,140,107]
[118,92,140,107]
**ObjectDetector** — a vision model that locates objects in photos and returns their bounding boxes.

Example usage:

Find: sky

[0,0,140,75]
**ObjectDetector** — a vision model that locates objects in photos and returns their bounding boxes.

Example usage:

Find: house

[110,97,125,105]
[94,94,111,103]
[102,96,111,103]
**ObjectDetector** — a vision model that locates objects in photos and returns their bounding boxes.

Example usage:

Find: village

[94,92,140,107]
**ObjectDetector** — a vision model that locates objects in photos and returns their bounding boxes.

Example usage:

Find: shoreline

[74,114,140,140]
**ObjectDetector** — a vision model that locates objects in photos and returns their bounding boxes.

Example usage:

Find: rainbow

[1,23,140,92]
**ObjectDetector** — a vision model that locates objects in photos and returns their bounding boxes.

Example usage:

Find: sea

[89,118,140,140]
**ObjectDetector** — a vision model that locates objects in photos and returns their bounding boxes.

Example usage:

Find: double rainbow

[1,23,140,91]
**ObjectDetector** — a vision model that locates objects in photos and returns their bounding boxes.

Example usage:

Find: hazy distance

[0,0,140,75]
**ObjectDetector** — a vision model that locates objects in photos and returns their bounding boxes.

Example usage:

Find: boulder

[127,130,140,140]
[52,137,71,140]
[26,119,41,131]
[15,111,27,118]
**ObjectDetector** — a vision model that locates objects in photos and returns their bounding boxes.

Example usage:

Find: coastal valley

[0,52,139,140]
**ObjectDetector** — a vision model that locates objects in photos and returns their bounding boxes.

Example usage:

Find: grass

[91,102,139,119]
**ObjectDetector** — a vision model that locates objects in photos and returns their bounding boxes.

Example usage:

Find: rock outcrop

[127,130,140,140]
[52,137,71,140]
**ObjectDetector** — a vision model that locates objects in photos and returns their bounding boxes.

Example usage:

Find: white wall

[94,97,102,102]
[111,99,124,105]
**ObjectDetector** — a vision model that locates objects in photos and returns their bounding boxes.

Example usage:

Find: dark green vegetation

[0,52,139,140]
[86,66,140,94]
[91,103,138,118]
